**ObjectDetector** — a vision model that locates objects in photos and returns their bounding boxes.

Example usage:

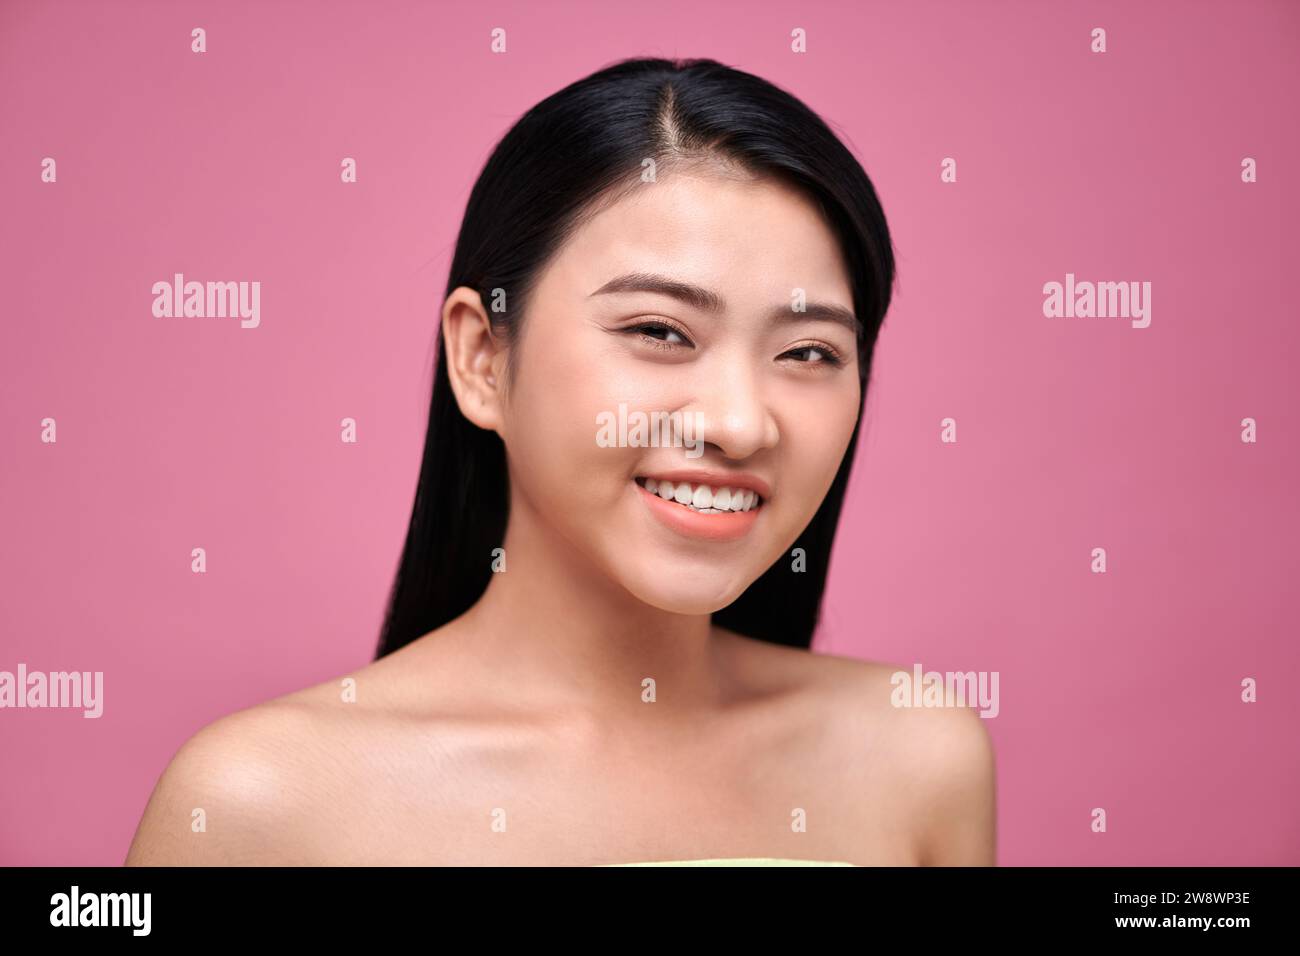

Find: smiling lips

[634,476,762,513]
[633,473,767,541]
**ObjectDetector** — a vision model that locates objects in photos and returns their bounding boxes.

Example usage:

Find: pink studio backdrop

[2,0,1297,866]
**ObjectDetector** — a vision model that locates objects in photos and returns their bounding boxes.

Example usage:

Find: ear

[441,286,508,435]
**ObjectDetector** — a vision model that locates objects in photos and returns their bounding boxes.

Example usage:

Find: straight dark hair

[375,56,895,659]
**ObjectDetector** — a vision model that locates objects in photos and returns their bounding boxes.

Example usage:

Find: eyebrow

[588,271,859,337]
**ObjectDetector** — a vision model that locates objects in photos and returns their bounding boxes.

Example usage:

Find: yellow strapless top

[600,857,856,866]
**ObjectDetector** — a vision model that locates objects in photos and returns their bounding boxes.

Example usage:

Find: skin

[125,166,996,867]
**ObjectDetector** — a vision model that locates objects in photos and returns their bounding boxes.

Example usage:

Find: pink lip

[634,480,762,542]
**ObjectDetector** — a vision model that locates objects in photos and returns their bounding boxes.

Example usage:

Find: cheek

[501,330,637,510]
[777,379,861,508]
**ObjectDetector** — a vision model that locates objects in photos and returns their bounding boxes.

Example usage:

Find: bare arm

[124,707,307,866]
[909,705,998,866]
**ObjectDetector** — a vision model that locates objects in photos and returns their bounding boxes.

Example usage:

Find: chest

[301,731,917,866]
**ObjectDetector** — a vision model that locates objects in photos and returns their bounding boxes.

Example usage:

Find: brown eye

[782,344,844,367]
[627,320,694,350]
[638,324,686,343]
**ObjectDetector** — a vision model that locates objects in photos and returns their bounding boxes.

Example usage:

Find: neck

[450,487,733,733]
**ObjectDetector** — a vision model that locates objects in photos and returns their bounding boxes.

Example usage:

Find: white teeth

[636,477,762,514]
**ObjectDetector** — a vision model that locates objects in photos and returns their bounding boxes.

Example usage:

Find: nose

[682,358,779,461]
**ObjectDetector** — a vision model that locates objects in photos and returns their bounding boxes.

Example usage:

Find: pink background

[2,0,1297,866]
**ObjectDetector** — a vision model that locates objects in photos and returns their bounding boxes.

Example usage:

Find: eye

[781,343,845,368]
[627,320,694,351]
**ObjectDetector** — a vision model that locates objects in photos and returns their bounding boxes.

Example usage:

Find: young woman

[126,57,995,867]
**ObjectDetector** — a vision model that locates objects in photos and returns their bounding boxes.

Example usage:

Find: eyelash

[627,321,846,368]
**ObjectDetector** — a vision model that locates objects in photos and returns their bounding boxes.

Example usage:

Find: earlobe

[441,287,506,435]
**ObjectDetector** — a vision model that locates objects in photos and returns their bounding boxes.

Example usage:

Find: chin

[617,571,752,616]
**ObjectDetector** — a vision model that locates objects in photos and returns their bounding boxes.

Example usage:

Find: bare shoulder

[123,663,390,866]
[714,629,996,865]
[818,651,997,866]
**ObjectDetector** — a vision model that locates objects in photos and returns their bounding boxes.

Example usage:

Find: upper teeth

[636,477,761,512]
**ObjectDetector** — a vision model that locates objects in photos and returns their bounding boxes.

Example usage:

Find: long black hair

[375,56,895,659]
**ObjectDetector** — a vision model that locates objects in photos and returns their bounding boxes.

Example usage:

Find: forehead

[536,170,853,311]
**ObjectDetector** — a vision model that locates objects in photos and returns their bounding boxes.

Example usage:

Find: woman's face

[491,167,861,614]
